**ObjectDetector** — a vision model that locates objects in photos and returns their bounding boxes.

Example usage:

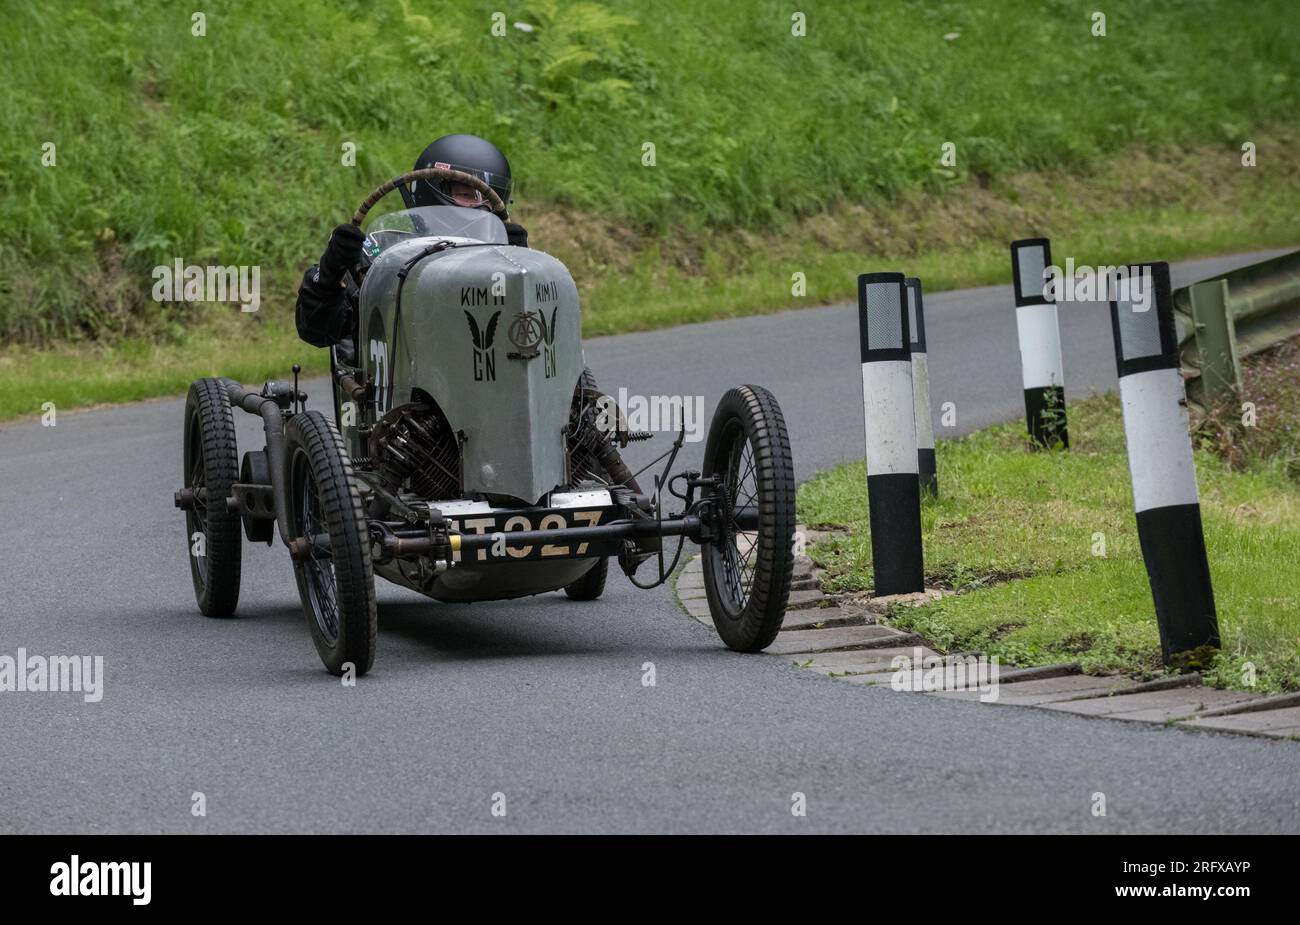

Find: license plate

[445,506,617,562]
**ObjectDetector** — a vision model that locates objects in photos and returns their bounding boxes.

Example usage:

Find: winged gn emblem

[541,305,559,345]
[465,310,501,350]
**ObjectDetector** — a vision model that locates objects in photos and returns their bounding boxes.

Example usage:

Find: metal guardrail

[1173,250,1300,409]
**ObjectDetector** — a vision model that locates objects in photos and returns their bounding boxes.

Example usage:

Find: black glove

[504,221,529,248]
[318,222,366,286]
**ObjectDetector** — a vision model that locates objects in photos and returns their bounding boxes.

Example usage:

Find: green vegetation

[1,0,1297,418]
[798,365,1300,692]
[1196,338,1300,479]
[0,316,321,420]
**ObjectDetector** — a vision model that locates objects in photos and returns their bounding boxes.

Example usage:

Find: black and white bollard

[905,277,937,496]
[1109,262,1220,661]
[857,272,924,596]
[1010,238,1069,448]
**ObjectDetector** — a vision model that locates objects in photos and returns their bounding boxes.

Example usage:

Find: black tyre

[701,385,795,652]
[284,411,377,676]
[564,557,609,600]
[564,367,613,600]
[183,378,242,616]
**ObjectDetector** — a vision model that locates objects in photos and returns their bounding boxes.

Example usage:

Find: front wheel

[701,385,795,652]
[285,411,377,676]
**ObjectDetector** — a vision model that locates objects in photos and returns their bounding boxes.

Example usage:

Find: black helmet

[411,134,512,210]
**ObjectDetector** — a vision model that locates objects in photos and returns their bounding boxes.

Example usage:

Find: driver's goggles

[441,181,488,208]
[430,162,511,207]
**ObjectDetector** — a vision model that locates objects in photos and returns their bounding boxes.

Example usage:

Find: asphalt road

[1,249,1297,834]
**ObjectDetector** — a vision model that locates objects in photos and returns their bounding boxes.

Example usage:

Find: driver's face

[444,181,486,209]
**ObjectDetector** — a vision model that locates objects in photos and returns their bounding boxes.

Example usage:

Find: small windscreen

[366,205,508,251]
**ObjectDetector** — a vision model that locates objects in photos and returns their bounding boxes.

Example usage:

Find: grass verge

[3,0,1299,420]
[5,135,1298,423]
[5,0,1297,344]
[798,370,1300,692]
[0,315,328,421]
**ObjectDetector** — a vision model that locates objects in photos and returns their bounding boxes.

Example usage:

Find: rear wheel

[701,385,795,652]
[564,557,609,600]
[183,378,242,617]
[285,411,377,676]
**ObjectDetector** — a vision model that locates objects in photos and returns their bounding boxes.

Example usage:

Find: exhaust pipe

[221,379,297,548]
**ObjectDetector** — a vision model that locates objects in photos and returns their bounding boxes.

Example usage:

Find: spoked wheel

[284,411,377,676]
[183,378,242,616]
[701,385,795,652]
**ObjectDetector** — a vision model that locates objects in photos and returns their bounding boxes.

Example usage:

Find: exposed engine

[368,402,461,504]
[365,379,640,505]
[565,376,646,492]
[566,380,611,486]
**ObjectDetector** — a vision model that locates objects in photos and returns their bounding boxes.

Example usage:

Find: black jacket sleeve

[295,223,365,347]
[295,265,353,348]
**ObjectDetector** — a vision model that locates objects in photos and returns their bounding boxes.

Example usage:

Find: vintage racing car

[175,167,796,674]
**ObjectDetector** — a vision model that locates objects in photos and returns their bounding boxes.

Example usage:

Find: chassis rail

[372,506,754,560]
[377,513,702,558]
[191,380,752,580]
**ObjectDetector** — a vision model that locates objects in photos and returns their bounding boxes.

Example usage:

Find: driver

[295,133,529,348]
